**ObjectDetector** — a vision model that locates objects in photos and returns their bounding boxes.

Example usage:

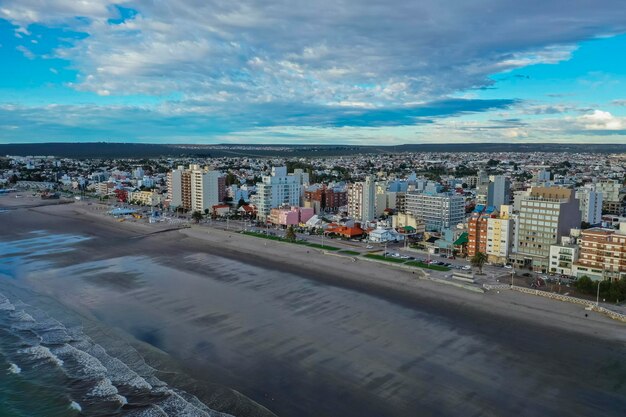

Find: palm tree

[191,211,203,223]
[471,251,487,274]
[285,225,297,242]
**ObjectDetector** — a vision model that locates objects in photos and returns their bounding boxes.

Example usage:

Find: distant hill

[1,142,625,158]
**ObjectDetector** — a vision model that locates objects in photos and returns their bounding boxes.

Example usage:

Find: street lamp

[596,280,601,306]
[511,268,515,287]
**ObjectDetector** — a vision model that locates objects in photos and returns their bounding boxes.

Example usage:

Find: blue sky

[1,1,626,144]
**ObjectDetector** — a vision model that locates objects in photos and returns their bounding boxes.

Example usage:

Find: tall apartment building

[487,175,511,210]
[597,180,625,215]
[468,207,491,257]
[256,166,303,221]
[515,187,581,272]
[405,191,465,232]
[190,166,225,213]
[167,167,183,208]
[347,175,376,223]
[573,224,626,281]
[167,165,223,212]
[576,187,603,225]
[486,205,515,264]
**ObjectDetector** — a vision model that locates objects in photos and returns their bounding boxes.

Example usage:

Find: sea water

[0,232,234,417]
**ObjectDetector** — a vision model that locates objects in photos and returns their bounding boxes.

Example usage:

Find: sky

[1,1,626,145]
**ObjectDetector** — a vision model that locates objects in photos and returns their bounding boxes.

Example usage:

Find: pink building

[269,207,314,226]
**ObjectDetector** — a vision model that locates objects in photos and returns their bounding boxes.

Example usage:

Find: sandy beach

[1,197,625,417]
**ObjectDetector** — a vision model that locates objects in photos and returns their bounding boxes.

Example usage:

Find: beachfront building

[190,166,226,213]
[405,190,465,233]
[391,212,425,235]
[485,205,516,265]
[368,227,404,243]
[167,167,183,208]
[268,206,314,226]
[128,190,162,206]
[347,175,376,223]
[468,206,491,258]
[549,242,579,276]
[304,184,347,213]
[256,167,303,221]
[576,187,603,225]
[572,224,626,281]
[514,187,581,272]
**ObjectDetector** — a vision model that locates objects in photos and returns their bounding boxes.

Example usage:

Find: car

[504,264,513,269]
[392,253,401,257]
[366,245,373,249]
[462,265,472,271]
[400,255,410,259]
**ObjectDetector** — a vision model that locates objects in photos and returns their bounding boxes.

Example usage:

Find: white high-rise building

[405,191,465,232]
[167,166,183,208]
[190,166,224,213]
[256,166,302,220]
[576,187,603,225]
[347,175,376,223]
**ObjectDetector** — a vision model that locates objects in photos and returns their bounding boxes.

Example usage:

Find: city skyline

[1,1,626,144]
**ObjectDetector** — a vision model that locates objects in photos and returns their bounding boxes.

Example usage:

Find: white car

[503,264,513,269]
[462,265,472,271]
[366,245,373,249]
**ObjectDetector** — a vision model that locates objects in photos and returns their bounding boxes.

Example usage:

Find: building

[486,205,515,264]
[549,242,578,276]
[468,206,494,258]
[128,190,162,206]
[486,175,511,210]
[256,167,303,220]
[347,175,376,223]
[304,185,347,212]
[190,166,225,213]
[573,224,626,281]
[391,212,425,235]
[597,180,625,215]
[576,187,603,225]
[515,187,581,272]
[405,191,465,233]
[268,206,314,226]
[167,167,183,208]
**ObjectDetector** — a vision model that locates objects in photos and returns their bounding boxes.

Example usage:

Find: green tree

[574,275,594,293]
[191,211,203,223]
[237,198,246,208]
[285,225,297,242]
[204,208,210,216]
[471,252,487,274]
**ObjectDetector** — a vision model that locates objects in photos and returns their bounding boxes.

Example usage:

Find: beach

[1,198,625,417]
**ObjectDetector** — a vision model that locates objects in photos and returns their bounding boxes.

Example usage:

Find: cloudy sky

[1,0,626,144]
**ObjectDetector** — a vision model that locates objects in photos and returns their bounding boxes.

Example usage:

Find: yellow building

[486,205,515,264]
[128,190,162,206]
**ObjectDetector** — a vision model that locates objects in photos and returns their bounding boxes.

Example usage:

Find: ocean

[0,231,233,417]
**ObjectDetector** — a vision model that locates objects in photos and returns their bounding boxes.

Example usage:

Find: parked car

[366,245,373,249]
[504,264,513,269]
[462,265,472,271]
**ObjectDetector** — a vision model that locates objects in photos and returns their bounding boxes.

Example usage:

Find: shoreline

[3,199,626,417]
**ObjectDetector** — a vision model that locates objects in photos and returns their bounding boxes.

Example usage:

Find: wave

[7,362,21,374]
[0,290,235,417]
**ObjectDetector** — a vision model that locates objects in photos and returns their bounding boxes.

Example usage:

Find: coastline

[2,198,626,417]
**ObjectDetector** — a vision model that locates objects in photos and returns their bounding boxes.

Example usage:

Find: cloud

[1,1,626,143]
[15,44,34,59]
[576,110,624,131]
[612,99,626,106]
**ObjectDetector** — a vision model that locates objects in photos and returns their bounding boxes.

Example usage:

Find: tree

[471,252,487,274]
[285,225,296,242]
[574,275,594,293]
[204,208,210,216]
[191,211,203,223]
[237,198,246,208]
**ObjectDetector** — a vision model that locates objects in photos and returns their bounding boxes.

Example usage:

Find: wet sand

[1,199,626,417]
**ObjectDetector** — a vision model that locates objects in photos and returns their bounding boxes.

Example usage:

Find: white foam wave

[7,363,21,374]
[0,299,15,311]
[69,401,82,412]
[52,344,107,378]
[88,377,119,397]
[17,345,64,367]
